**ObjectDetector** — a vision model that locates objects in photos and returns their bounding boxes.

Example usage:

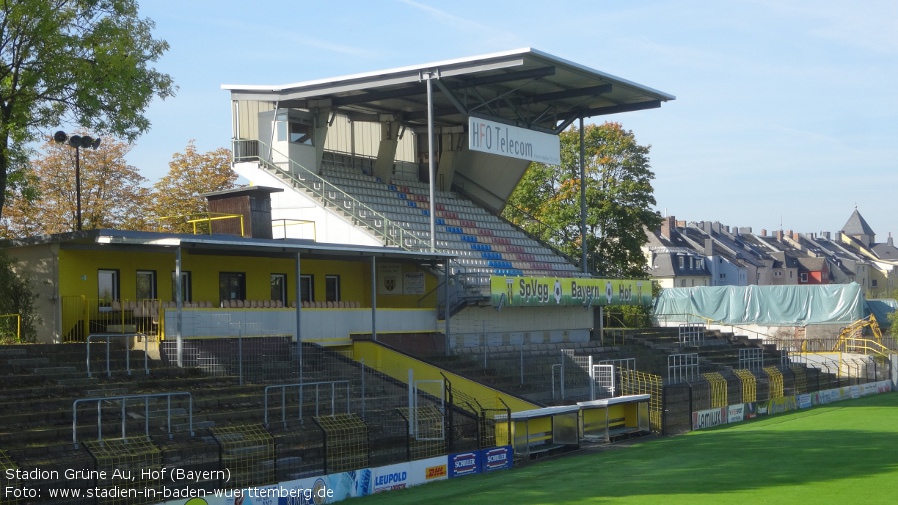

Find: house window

[680,279,687,287]
[690,257,695,270]
[98,269,120,308]
[300,274,313,303]
[136,270,157,300]
[720,273,726,279]
[697,259,704,270]
[678,256,685,269]
[872,279,878,288]
[172,271,192,303]
[271,273,287,304]
[219,272,246,304]
[326,275,341,302]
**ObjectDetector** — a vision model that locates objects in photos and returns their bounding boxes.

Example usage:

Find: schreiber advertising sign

[490,276,651,307]
[469,116,561,164]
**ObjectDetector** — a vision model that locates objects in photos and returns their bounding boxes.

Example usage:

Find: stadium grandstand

[0,49,893,505]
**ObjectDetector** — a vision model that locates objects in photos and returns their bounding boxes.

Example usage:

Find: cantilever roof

[223,48,675,132]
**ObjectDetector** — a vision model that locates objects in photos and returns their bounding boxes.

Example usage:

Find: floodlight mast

[54,131,101,231]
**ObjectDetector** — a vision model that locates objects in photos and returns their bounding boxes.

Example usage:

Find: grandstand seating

[0,340,457,503]
[318,161,585,282]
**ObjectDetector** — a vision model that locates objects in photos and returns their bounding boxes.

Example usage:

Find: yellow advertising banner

[490,276,651,307]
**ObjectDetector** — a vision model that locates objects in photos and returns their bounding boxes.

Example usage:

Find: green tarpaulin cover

[653,283,865,326]
[865,299,897,329]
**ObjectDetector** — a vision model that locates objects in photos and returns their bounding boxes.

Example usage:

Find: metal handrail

[233,139,429,252]
[86,333,149,378]
[263,380,350,428]
[72,392,194,448]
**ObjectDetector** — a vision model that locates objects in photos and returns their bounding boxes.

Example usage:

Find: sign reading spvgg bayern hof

[469,116,561,165]
[490,276,652,307]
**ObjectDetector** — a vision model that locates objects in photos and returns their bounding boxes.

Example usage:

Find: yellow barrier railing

[763,366,784,399]
[702,372,728,408]
[0,313,21,343]
[620,369,663,432]
[158,212,245,237]
[187,213,244,236]
[733,369,757,403]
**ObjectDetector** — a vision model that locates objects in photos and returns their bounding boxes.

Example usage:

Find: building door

[219,272,246,305]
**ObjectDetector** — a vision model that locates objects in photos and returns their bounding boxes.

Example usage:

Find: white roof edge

[527,48,676,101]
[222,47,675,101]
[221,47,534,92]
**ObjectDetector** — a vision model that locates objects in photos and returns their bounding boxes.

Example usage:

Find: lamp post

[54,131,101,231]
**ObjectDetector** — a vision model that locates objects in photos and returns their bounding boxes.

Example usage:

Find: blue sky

[110,0,897,239]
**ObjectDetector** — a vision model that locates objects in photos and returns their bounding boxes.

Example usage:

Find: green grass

[355,392,898,505]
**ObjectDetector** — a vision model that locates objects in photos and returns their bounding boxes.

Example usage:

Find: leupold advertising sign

[490,276,651,307]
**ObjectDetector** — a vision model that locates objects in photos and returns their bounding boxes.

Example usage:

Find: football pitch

[355,392,898,505]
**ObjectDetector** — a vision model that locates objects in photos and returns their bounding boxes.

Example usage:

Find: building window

[690,257,695,270]
[98,269,119,308]
[271,273,287,304]
[136,270,157,300]
[219,272,246,304]
[800,273,808,283]
[172,271,192,303]
[872,279,878,288]
[720,273,726,279]
[300,274,313,303]
[697,259,704,270]
[678,256,685,269]
[277,119,313,145]
[325,275,341,302]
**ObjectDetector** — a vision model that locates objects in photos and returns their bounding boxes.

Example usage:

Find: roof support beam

[512,83,612,105]
[447,65,556,88]
[332,83,424,106]
[433,78,468,117]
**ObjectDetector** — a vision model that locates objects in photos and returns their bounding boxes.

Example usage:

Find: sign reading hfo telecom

[469,117,560,165]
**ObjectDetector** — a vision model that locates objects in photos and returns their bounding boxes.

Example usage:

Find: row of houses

[643,209,898,298]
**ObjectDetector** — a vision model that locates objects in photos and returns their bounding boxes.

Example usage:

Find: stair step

[34,366,78,375]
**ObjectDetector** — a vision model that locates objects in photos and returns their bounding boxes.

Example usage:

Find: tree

[503,122,662,278]
[0,248,39,342]
[150,141,237,234]
[0,0,175,220]
[0,133,151,237]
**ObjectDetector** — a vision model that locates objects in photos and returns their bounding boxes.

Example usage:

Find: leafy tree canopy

[151,140,236,234]
[1,132,150,237]
[503,122,662,278]
[0,0,175,219]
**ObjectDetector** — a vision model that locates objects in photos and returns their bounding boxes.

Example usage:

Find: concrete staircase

[0,341,452,504]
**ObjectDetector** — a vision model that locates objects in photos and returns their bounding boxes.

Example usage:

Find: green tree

[0,0,175,220]
[150,141,237,233]
[0,248,38,342]
[503,122,662,278]
[0,133,150,237]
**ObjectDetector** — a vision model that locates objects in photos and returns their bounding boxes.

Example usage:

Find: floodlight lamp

[79,136,94,148]
[67,135,82,147]
[91,137,101,149]
[54,131,68,143]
